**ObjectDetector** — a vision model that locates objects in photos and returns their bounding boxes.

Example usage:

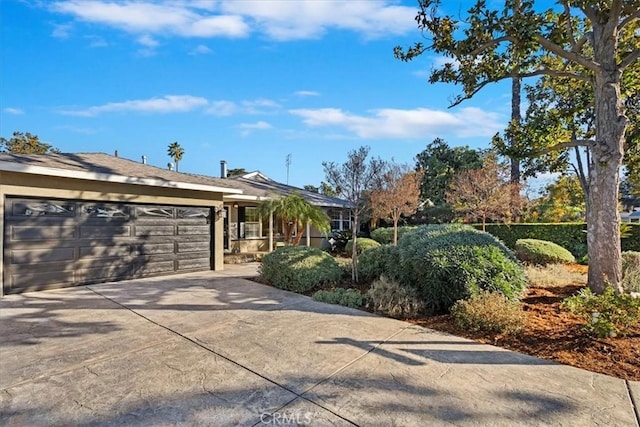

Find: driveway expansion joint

[626,380,640,427]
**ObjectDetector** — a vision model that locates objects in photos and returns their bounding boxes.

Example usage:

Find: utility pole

[285,153,292,185]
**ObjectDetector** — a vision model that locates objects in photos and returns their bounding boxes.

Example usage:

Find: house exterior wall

[0,171,225,295]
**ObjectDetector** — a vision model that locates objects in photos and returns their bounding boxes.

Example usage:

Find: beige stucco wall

[0,171,226,296]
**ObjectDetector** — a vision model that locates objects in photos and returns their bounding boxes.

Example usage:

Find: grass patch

[525,264,587,288]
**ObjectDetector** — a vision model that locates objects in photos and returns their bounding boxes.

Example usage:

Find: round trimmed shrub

[260,246,341,293]
[398,225,527,314]
[358,244,401,282]
[514,239,575,265]
[370,226,418,244]
[345,238,381,256]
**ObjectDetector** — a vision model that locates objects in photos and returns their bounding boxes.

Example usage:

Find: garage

[0,152,242,295]
[3,198,213,293]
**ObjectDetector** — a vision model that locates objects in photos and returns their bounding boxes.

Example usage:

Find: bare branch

[536,36,599,72]
[570,34,589,53]
[514,68,591,81]
[606,1,624,38]
[560,0,576,47]
[619,49,640,71]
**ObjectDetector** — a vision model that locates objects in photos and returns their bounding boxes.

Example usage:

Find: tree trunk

[393,216,399,245]
[510,77,522,222]
[482,214,486,232]
[587,21,626,294]
[352,209,359,283]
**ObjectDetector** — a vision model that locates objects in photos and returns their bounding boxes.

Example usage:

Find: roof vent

[142,155,147,164]
[114,150,118,157]
[168,162,174,171]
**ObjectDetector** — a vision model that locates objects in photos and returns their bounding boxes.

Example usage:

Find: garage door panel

[4,198,213,294]
[134,225,175,237]
[10,247,76,264]
[9,225,77,241]
[80,225,132,239]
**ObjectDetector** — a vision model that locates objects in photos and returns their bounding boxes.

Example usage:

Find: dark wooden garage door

[3,198,212,294]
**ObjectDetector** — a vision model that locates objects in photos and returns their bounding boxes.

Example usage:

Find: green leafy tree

[303,185,319,193]
[228,168,248,177]
[395,0,639,294]
[527,175,587,223]
[257,193,330,246]
[0,132,58,154]
[323,146,386,282]
[414,138,483,206]
[319,181,340,197]
[167,141,185,172]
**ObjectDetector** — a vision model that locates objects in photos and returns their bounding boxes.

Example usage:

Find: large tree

[0,132,58,154]
[371,164,423,245]
[323,146,386,282]
[167,141,185,172]
[414,138,483,206]
[395,0,639,293]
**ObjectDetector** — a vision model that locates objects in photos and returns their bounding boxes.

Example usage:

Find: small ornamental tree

[371,164,423,245]
[0,131,58,154]
[323,146,386,282]
[446,154,517,231]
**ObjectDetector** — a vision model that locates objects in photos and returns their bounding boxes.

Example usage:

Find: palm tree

[167,141,185,172]
[257,193,330,246]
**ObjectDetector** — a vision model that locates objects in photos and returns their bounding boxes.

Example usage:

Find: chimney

[220,160,227,178]
[142,155,147,164]
[114,150,118,157]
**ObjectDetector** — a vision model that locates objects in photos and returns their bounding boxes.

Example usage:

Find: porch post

[306,222,311,247]
[339,211,344,231]
[269,209,274,252]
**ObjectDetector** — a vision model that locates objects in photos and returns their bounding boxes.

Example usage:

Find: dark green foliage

[514,239,575,266]
[345,238,381,256]
[564,287,640,338]
[358,244,401,282]
[260,246,341,293]
[370,226,417,244]
[367,276,426,318]
[312,288,367,308]
[475,223,640,257]
[398,225,527,314]
[451,291,525,335]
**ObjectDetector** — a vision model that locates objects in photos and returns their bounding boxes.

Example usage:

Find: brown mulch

[410,283,640,381]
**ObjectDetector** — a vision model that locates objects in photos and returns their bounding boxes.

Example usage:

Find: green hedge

[370,226,418,244]
[345,238,381,255]
[471,223,640,257]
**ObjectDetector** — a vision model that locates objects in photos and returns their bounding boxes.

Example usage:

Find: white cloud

[137,34,158,47]
[242,98,281,114]
[60,95,209,116]
[294,90,320,97]
[52,23,72,39]
[50,1,416,43]
[289,107,505,139]
[3,107,25,115]
[189,44,213,55]
[205,100,238,116]
[238,120,273,136]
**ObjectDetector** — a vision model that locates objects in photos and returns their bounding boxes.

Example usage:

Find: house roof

[0,152,242,194]
[224,171,352,209]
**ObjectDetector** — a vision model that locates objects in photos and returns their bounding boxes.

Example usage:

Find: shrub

[334,257,353,280]
[367,276,426,318]
[622,251,640,294]
[398,225,527,314]
[563,287,640,338]
[370,226,418,244]
[358,244,401,282]
[312,288,367,308]
[451,291,525,335]
[260,246,341,293]
[345,238,381,256]
[514,239,575,266]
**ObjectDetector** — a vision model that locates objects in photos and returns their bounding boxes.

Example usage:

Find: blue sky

[1,0,518,189]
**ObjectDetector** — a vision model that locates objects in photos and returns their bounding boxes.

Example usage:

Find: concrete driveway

[1,263,638,426]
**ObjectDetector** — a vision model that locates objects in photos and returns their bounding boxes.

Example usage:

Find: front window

[244,207,262,238]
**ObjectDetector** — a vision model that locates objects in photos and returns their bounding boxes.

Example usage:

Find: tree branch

[514,68,591,81]
[560,0,576,47]
[536,36,599,72]
[468,36,516,56]
[619,49,640,71]
[618,8,640,29]
[534,139,595,156]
